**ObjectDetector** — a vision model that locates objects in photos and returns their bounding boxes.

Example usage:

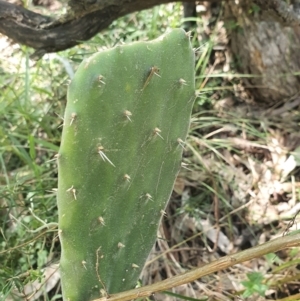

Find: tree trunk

[225,0,300,104]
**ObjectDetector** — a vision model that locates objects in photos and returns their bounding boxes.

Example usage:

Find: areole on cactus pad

[57,28,195,301]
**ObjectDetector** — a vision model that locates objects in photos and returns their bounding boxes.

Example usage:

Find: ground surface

[1,2,300,301]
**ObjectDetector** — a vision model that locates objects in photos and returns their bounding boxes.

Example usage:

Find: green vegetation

[241,272,269,298]
[1,3,300,301]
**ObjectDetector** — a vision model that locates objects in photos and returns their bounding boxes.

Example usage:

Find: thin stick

[93,233,300,301]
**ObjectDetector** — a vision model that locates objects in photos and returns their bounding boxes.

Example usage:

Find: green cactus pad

[57,28,195,301]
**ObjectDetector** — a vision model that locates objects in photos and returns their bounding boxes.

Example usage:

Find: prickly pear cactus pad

[57,28,195,301]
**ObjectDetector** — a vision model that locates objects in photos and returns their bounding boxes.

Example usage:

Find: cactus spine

[57,29,195,301]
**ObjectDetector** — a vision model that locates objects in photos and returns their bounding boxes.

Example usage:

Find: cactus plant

[57,28,195,301]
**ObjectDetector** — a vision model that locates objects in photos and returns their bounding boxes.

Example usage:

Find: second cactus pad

[57,28,195,301]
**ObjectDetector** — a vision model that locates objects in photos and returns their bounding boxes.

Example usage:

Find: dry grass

[1,2,300,301]
[140,8,300,299]
[141,107,300,300]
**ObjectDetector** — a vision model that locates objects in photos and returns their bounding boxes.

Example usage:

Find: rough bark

[252,0,300,26]
[225,0,300,103]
